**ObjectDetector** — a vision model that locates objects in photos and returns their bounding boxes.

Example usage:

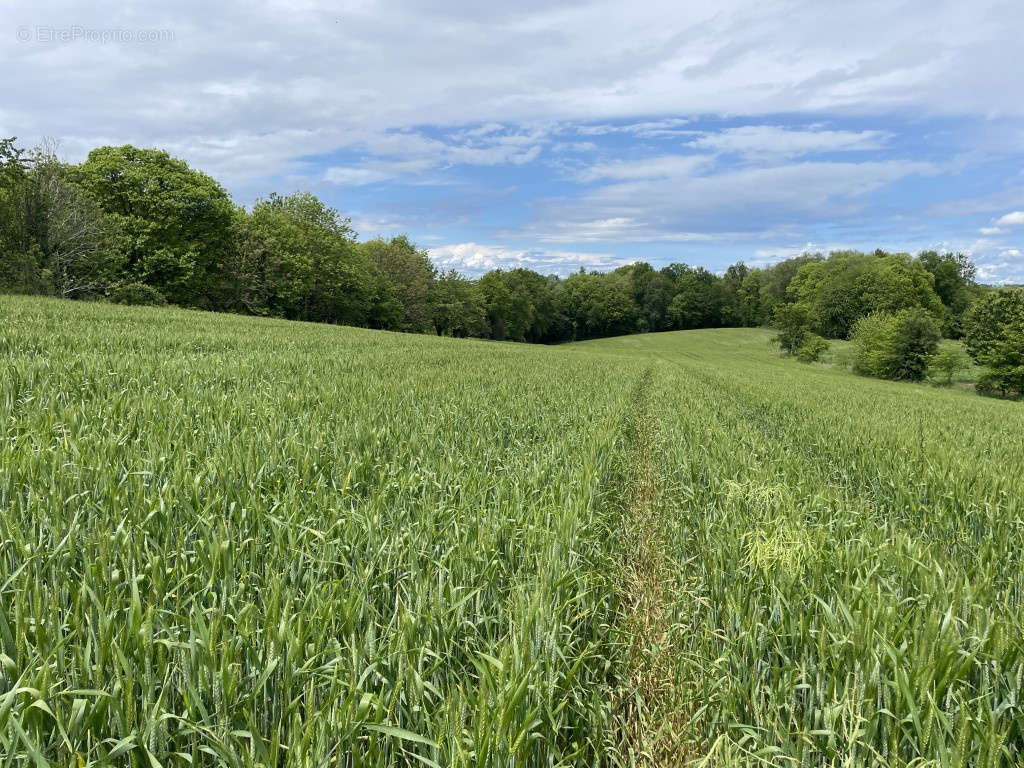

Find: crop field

[1,295,1023,767]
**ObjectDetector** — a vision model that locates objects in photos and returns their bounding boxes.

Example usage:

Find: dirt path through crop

[612,368,687,766]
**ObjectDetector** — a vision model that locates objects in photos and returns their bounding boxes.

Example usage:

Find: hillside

[1,296,1022,766]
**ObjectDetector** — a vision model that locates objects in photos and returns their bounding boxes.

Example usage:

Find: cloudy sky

[5,1,1024,281]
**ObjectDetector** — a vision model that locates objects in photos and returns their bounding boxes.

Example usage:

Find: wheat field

[1,296,1021,766]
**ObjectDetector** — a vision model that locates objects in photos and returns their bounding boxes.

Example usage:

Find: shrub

[851,308,940,381]
[851,312,894,377]
[795,334,829,363]
[107,281,168,306]
[928,344,971,385]
[975,370,1023,400]
[771,304,811,355]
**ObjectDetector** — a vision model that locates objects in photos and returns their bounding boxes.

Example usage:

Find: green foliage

[478,268,563,342]
[562,269,639,339]
[74,145,235,307]
[857,250,944,318]
[963,288,1024,397]
[771,303,811,355]
[0,138,992,355]
[106,280,168,305]
[787,250,944,339]
[0,137,33,292]
[233,192,392,327]
[617,261,674,332]
[360,236,436,333]
[664,264,721,329]
[717,262,751,326]
[928,343,971,385]
[787,252,870,338]
[918,250,976,337]
[757,253,822,322]
[795,333,829,363]
[851,308,941,381]
[430,269,488,337]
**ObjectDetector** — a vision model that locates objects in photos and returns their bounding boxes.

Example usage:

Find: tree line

[1,139,1021,396]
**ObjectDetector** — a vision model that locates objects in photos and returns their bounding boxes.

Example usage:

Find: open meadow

[1,295,1022,766]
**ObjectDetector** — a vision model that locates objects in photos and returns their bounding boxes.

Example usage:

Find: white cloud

[749,243,835,265]
[979,226,1006,235]
[689,125,889,157]
[529,218,718,244]
[317,129,547,189]
[576,118,692,138]
[323,167,392,186]
[531,158,937,242]
[4,0,1023,192]
[975,248,1024,283]
[428,242,633,276]
[994,211,1024,227]
[577,155,709,183]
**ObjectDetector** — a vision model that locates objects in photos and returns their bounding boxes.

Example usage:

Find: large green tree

[236,192,395,327]
[74,145,235,307]
[617,262,674,332]
[851,308,941,381]
[562,270,639,339]
[718,262,752,326]
[478,268,561,342]
[772,303,812,355]
[788,250,944,339]
[664,264,722,329]
[431,270,488,337]
[0,137,37,293]
[360,236,436,333]
[917,250,975,337]
[757,252,822,324]
[788,252,872,338]
[856,251,943,319]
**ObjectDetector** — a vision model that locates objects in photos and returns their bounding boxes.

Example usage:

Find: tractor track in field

[612,367,688,767]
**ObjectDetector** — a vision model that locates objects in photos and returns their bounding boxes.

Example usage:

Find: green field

[2,296,1022,767]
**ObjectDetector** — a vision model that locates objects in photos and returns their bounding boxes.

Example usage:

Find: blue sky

[5,0,1024,281]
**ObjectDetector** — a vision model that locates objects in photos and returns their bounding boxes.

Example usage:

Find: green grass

[2,296,1022,767]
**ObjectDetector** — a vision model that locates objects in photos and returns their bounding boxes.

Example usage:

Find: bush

[975,371,1022,400]
[796,334,829,363]
[851,308,940,381]
[771,304,811,355]
[851,312,894,376]
[928,344,971,385]
[107,281,168,306]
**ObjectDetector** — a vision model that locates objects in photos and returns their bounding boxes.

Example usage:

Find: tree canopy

[0,138,1002,363]
[74,145,235,307]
